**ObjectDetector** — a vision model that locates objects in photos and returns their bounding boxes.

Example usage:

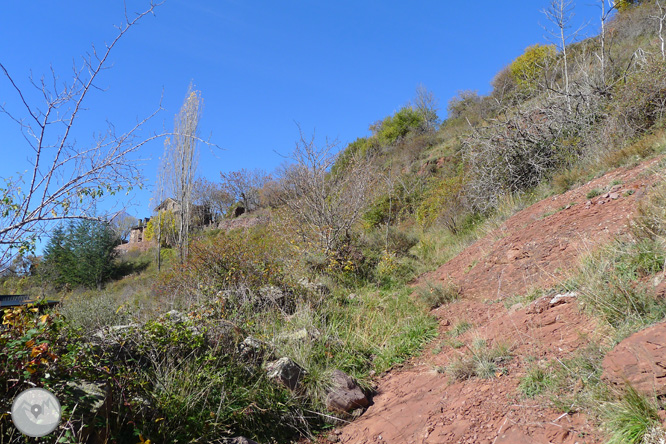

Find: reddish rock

[602,322,666,396]
[326,370,370,413]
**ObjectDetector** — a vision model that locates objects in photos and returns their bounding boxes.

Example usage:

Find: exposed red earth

[324,157,665,444]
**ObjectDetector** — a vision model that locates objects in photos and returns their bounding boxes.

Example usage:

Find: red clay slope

[332,157,663,444]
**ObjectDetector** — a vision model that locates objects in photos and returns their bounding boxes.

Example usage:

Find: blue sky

[0,1,605,220]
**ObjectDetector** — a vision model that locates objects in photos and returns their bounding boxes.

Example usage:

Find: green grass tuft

[603,386,665,444]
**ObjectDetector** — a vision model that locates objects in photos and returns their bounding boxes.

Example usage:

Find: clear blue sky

[1,1,604,220]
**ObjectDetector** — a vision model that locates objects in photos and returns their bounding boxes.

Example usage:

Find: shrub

[59,291,130,335]
[509,44,557,91]
[463,103,584,213]
[606,58,666,142]
[416,174,465,233]
[372,106,426,146]
[155,226,295,309]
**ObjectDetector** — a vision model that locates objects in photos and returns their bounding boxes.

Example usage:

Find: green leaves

[43,220,120,289]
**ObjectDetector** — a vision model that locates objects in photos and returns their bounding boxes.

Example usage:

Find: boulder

[298,278,330,295]
[65,381,108,414]
[222,438,259,444]
[92,323,138,343]
[239,336,274,362]
[325,370,370,413]
[602,322,666,396]
[91,324,140,360]
[266,357,305,390]
[163,310,200,334]
[277,327,321,344]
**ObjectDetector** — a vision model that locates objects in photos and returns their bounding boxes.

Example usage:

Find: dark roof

[0,295,59,308]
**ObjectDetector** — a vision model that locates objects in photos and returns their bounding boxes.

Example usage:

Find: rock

[222,437,259,444]
[266,357,306,390]
[258,286,284,304]
[277,327,321,343]
[549,291,578,307]
[91,324,140,359]
[239,336,274,362]
[165,309,186,323]
[325,370,370,413]
[610,192,620,200]
[298,277,330,295]
[610,184,622,193]
[92,323,138,342]
[602,322,666,396]
[62,381,111,444]
[65,381,107,413]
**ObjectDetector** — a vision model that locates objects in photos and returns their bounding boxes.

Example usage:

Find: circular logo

[11,388,61,437]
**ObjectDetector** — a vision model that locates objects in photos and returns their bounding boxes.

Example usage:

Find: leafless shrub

[462,96,593,212]
[277,127,377,254]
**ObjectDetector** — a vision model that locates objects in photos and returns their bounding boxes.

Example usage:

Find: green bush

[509,44,557,91]
[372,106,426,145]
[416,174,465,232]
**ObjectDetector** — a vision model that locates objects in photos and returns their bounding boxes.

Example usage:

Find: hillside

[3,1,666,443]
[332,156,666,444]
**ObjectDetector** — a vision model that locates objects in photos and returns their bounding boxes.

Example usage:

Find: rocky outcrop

[603,322,666,396]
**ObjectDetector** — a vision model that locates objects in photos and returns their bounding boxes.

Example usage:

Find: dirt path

[332,158,663,444]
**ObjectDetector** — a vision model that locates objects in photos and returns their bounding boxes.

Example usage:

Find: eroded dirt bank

[333,158,663,444]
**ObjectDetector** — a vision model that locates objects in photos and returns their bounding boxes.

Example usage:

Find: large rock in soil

[325,370,370,413]
[266,357,305,390]
[602,322,666,396]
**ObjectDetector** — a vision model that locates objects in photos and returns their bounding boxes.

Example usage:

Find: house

[154,197,213,227]
[128,217,151,244]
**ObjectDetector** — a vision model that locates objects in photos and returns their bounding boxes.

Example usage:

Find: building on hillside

[128,217,151,244]
[155,197,213,227]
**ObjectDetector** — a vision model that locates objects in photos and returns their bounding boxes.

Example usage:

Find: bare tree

[542,0,586,111]
[219,168,270,213]
[412,84,440,130]
[0,3,162,273]
[192,177,233,223]
[153,148,169,271]
[277,127,376,254]
[110,212,139,243]
[654,0,666,61]
[598,0,617,85]
[163,84,202,264]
